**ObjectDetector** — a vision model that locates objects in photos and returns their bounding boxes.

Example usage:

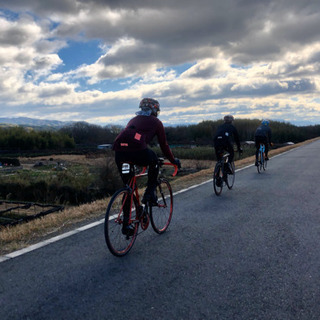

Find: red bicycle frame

[117,162,178,226]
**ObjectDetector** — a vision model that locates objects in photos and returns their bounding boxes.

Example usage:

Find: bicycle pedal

[122,224,135,236]
[140,212,150,230]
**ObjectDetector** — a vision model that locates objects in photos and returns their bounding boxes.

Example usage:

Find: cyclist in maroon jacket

[113,98,181,207]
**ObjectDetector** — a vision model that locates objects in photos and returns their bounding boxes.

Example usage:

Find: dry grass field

[0,138,318,255]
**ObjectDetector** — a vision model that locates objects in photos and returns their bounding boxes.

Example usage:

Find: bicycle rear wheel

[257,152,262,173]
[213,162,223,195]
[226,162,235,189]
[150,178,173,234]
[104,188,138,257]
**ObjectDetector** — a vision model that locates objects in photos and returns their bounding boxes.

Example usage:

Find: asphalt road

[1,140,320,320]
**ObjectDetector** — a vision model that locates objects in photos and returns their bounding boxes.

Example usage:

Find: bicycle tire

[226,162,235,189]
[104,188,139,257]
[257,152,262,173]
[150,178,173,234]
[213,162,223,195]
[263,157,267,170]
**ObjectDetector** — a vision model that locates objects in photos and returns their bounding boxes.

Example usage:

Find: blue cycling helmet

[262,119,269,126]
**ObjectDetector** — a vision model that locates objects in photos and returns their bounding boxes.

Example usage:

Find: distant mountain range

[0,117,74,129]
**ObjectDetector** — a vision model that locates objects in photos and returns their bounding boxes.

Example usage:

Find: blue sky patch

[171,62,195,76]
[56,40,103,73]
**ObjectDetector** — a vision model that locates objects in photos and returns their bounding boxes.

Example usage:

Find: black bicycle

[213,151,235,196]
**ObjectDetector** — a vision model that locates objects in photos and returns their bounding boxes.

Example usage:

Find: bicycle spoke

[213,163,223,195]
[104,189,138,257]
[150,178,173,234]
[257,152,261,173]
[226,162,235,189]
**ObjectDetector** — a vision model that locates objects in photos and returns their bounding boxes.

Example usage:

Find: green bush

[0,127,75,151]
[95,157,123,196]
[0,158,20,166]
[0,157,125,205]
[153,145,257,161]
[169,146,215,160]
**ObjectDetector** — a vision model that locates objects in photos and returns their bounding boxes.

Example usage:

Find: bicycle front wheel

[150,178,173,234]
[226,162,235,189]
[104,188,138,257]
[213,162,223,196]
[263,157,267,170]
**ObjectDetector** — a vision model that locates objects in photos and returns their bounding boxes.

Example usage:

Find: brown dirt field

[0,138,318,255]
[19,154,107,169]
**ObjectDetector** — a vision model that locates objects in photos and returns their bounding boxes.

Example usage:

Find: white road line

[1,220,103,262]
[0,146,301,263]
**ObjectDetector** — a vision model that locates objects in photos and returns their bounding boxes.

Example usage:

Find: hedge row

[0,158,20,166]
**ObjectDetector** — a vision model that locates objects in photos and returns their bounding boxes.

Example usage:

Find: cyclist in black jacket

[213,115,242,173]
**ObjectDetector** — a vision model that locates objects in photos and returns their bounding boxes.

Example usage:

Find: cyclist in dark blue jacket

[255,119,272,166]
[213,115,242,173]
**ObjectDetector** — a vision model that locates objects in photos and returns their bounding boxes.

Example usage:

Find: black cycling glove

[173,158,181,169]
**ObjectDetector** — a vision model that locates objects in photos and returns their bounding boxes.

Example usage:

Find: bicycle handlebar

[163,162,178,177]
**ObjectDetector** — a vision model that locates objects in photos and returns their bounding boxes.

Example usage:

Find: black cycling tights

[214,142,234,163]
[115,149,159,188]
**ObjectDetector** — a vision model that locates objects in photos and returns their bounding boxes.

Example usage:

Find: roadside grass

[0,138,318,256]
[0,156,121,205]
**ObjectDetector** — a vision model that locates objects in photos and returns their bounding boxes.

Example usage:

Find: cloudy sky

[0,0,320,126]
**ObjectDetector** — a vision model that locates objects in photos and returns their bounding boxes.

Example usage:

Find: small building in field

[97,144,113,150]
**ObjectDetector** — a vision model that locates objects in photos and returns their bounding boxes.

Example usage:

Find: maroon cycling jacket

[113,115,175,163]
